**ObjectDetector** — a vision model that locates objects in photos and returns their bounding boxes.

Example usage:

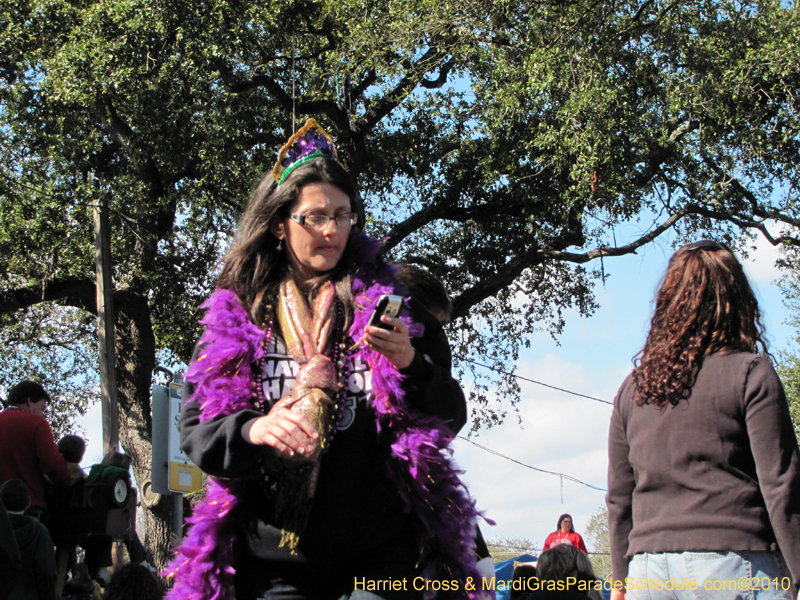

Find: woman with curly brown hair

[606,240,800,600]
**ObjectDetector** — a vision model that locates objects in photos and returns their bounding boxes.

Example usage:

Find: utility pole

[94,186,119,455]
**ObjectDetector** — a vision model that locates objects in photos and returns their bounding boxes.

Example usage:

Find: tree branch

[538,203,696,263]
[381,174,475,251]
[420,58,456,89]
[0,277,97,314]
[94,94,175,242]
[213,59,349,125]
[360,46,450,131]
[689,205,800,249]
[698,152,800,237]
[350,69,379,103]
[450,204,695,318]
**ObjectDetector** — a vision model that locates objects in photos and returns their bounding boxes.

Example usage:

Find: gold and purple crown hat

[273,118,338,185]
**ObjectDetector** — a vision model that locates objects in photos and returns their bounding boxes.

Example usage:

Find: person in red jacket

[543,513,588,554]
[0,381,70,519]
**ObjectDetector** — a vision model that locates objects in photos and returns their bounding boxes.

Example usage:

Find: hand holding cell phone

[361,294,415,369]
[367,295,404,330]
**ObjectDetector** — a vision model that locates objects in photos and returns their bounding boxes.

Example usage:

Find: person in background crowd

[571,546,604,600]
[0,479,57,600]
[393,262,453,324]
[57,434,88,484]
[606,240,800,600]
[393,262,495,598]
[0,497,21,600]
[517,544,597,600]
[54,435,89,584]
[543,514,588,554]
[85,450,132,485]
[510,564,538,600]
[102,562,163,600]
[0,381,70,519]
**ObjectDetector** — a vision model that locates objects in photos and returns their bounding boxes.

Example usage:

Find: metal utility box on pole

[151,375,202,496]
[94,191,119,455]
[152,374,202,538]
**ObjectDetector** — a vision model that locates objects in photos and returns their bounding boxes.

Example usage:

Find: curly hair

[633,241,769,408]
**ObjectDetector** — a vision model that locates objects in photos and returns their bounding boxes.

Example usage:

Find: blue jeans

[627,551,796,600]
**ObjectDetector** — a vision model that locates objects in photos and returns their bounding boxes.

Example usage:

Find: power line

[457,436,607,492]
[455,355,613,406]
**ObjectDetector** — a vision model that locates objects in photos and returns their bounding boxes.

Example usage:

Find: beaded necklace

[252,301,349,449]
[165,267,484,600]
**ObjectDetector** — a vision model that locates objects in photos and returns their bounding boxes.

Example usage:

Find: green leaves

[2,0,800,429]
[0,304,96,438]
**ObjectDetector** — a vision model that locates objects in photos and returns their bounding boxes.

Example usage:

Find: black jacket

[179,302,467,565]
[7,513,56,600]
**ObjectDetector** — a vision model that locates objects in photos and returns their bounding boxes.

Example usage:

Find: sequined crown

[273,118,339,185]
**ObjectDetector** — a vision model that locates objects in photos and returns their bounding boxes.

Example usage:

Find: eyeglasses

[290,212,357,230]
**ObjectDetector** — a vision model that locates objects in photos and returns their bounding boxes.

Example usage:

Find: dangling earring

[277,238,283,252]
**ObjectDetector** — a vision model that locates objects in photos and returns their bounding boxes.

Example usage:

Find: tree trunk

[113,291,173,569]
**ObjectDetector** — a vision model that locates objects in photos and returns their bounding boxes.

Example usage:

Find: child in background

[85,451,131,486]
[56,435,88,484]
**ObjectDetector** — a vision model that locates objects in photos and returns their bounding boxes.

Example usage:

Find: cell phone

[368,295,404,330]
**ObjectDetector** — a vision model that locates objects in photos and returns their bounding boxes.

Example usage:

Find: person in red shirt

[543,513,588,554]
[0,381,70,518]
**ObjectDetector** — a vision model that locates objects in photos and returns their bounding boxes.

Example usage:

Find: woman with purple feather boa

[164,119,486,600]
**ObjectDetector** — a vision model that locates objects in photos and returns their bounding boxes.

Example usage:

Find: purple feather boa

[348,235,486,597]
[164,289,263,599]
[165,231,485,599]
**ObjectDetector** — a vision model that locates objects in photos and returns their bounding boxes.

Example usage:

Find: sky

[73,233,796,556]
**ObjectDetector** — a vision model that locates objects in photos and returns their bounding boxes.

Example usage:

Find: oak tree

[2,0,800,565]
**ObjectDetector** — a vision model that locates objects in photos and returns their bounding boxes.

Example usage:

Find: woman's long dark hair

[633,242,769,409]
[217,157,365,326]
[556,513,574,533]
